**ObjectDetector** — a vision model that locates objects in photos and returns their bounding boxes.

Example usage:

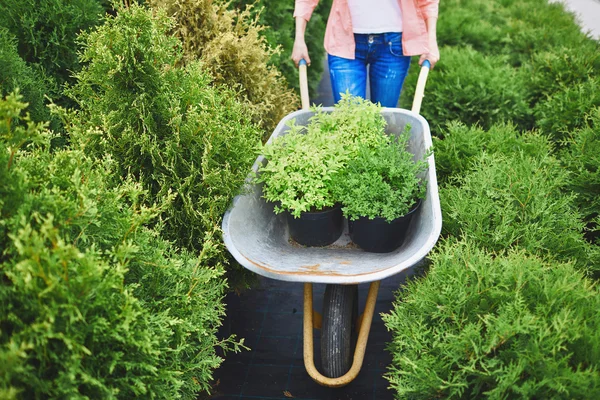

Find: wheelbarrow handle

[411,60,431,115]
[299,59,310,110]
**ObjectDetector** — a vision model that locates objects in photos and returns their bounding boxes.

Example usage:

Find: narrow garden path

[208,58,408,400]
[211,271,417,400]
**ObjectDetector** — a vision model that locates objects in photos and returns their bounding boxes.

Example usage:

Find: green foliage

[0,30,52,125]
[560,108,600,234]
[383,238,600,399]
[256,120,347,217]
[331,132,428,222]
[226,0,332,98]
[64,3,262,253]
[438,0,591,67]
[256,95,388,217]
[524,45,600,107]
[433,121,553,182]
[1,93,241,398]
[401,46,532,133]
[441,151,599,274]
[0,0,104,88]
[149,0,298,140]
[534,77,600,142]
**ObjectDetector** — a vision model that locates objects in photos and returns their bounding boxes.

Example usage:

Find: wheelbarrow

[222,59,442,387]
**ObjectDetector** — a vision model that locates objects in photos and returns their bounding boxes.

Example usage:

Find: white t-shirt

[347,0,403,34]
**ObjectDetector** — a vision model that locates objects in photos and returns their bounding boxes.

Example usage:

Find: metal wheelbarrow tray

[222,104,442,387]
[223,107,441,284]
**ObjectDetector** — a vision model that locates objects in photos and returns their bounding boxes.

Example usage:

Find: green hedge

[560,108,600,237]
[383,239,600,399]
[438,0,591,67]
[432,121,553,183]
[64,4,262,256]
[227,0,332,98]
[0,29,52,125]
[0,0,103,94]
[441,150,599,275]
[1,93,239,399]
[149,0,298,140]
[402,46,532,132]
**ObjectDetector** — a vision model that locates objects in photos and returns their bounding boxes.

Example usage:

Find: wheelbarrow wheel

[321,284,358,378]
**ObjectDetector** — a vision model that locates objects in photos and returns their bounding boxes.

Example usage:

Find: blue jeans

[328,32,411,108]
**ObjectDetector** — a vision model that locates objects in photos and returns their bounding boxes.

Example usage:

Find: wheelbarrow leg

[303,281,381,387]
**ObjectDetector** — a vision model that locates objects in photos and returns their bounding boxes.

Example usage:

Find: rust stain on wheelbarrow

[241,255,387,277]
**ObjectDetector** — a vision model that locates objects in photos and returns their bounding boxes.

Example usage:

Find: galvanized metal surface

[222,108,442,284]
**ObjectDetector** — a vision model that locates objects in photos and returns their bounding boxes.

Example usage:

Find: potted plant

[331,130,429,253]
[255,94,388,246]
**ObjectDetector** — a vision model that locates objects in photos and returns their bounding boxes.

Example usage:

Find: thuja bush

[0,29,52,125]
[1,93,239,398]
[534,77,600,142]
[383,239,600,399]
[149,0,297,139]
[401,46,531,133]
[0,0,104,89]
[227,0,332,97]
[64,3,261,254]
[524,44,600,108]
[441,151,600,275]
[433,121,553,182]
[438,0,590,67]
[560,108,600,235]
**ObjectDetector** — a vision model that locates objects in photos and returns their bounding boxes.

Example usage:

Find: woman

[292,0,440,107]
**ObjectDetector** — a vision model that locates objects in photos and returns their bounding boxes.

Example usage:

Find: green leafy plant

[331,131,428,222]
[383,238,600,399]
[256,94,388,217]
[1,92,243,399]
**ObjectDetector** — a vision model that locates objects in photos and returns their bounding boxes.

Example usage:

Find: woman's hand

[292,38,311,67]
[419,40,440,69]
[421,16,439,69]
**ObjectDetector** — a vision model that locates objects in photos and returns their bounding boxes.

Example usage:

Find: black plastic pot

[349,200,421,253]
[287,205,344,247]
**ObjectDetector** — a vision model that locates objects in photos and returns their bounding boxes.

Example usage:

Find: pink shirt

[294,0,439,59]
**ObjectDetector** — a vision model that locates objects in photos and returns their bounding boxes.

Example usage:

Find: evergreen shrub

[524,45,600,107]
[383,239,600,399]
[227,0,332,98]
[441,151,600,275]
[0,0,103,89]
[149,0,298,139]
[0,29,52,125]
[433,121,553,182]
[438,0,590,66]
[64,3,262,255]
[1,93,239,399]
[560,108,600,236]
[534,77,600,142]
[401,46,531,133]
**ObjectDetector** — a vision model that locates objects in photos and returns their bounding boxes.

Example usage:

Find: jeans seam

[388,42,403,57]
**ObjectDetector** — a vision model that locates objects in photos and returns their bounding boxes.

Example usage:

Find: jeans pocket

[388,40,403,57]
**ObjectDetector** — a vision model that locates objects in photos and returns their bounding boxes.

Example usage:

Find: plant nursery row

[0,0,599,399]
